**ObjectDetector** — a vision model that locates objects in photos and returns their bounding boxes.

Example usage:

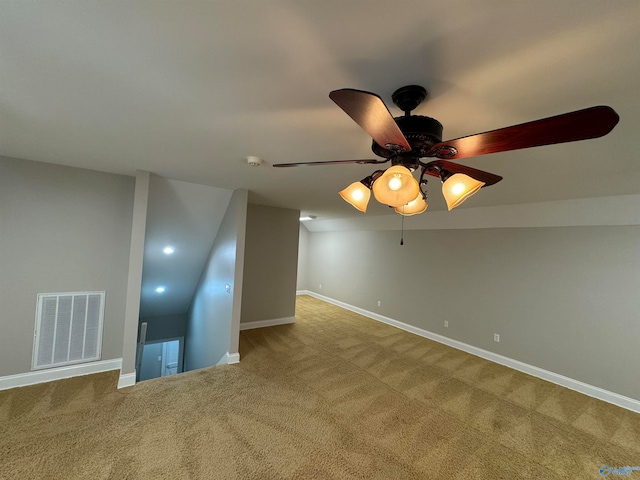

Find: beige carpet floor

[1,295,639,479]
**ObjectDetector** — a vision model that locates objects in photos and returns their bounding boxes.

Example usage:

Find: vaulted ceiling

[1,1,639,221]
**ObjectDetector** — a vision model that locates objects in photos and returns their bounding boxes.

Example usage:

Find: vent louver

[32,292,105,370]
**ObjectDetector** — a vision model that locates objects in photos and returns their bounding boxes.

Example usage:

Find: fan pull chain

[400,213,404,246]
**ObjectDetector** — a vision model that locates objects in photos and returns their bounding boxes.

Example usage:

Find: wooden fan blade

[428,106,619,160]
[329,89,411,153]
[423,160,503,186]
[273,159,389,167]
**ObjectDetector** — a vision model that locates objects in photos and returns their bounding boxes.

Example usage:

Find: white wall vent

[32,291,106,370]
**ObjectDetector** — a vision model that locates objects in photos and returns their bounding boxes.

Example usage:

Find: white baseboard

[0,358,123,391]
[216,352,241,365]
[300,291,640,414]
[239,316,296,331]
[117,372,136,389]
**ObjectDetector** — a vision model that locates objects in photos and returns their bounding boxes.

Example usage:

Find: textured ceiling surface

[1,0,639,222]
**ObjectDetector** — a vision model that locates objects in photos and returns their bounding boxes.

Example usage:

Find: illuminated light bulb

[388,176,403,191]
[372,166,419,207]
[451,183,465,195]
[352,189,364,201]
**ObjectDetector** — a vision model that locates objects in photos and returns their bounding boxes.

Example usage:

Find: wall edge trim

[216,352,241,365]
[298,291,640,414]
[226,352,240,364]
[239,316,296,331]
[0,358,123,391]
[118,372,136,389]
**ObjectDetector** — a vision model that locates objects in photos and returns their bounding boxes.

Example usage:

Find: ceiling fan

[273,85,619,215]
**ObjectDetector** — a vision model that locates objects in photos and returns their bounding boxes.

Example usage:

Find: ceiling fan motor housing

[372,115,443,158]
[391,85,427,113]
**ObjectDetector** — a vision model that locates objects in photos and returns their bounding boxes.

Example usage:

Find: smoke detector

[247,156,263,167]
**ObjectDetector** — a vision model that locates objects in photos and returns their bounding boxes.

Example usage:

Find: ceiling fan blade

[329,89,411,153]
[423,160,503,186]
[428,106,619,160]
[273,159,389,167]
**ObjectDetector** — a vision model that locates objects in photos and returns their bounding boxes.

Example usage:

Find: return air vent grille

[32,292,105,370]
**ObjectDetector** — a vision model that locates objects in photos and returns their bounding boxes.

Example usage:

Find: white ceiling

[1,0,639,221]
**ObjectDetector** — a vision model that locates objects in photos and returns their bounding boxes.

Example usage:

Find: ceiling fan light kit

[371,165,420,207]
[274,85,619,216]
[394,194,428,216]
[441,173,486,211]
[339,180,372,213]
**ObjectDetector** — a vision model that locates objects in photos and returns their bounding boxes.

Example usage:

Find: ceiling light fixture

[394,193,428,216]
[163,246,175,255]
[339,160,487,215]
[440,171,485,211]
[155,286,166,293]
[339,173,378,212]
[372,165,420,207]
[274,85,619,218]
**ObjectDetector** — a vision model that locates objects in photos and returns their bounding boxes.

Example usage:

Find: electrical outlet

[225,284,231,294]
[319,284,322,289]
[377,300,381,307]
[444,320,449,328]
[494,333,500,343]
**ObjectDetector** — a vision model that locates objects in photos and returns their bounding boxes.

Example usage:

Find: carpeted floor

[1,295,639,479]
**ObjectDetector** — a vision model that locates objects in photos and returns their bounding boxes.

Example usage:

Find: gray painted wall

[139,313,187,343]
[0,156,134,376]
[139,342,163,381]
[184,189,248,371]
[241,204,300,324]
[306,226,640,401]
[297,224,310,292]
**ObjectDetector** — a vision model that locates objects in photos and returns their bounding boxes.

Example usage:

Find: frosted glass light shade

[339,181,371,212]
[372,166,420,207]
[394,194,428,216]
[442,173,485,211]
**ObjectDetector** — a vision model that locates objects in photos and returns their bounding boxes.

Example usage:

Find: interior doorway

[139,337,184,382]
